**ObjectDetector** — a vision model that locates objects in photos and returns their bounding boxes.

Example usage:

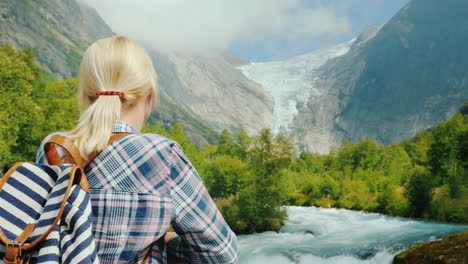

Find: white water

[239,40,354,133]
[238,206,468,264]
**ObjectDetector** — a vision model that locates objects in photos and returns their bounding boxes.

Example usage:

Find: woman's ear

[144,92,153,120]
[145,92,153,107]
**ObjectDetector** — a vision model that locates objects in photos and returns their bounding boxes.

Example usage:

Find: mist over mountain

[0,0,273,145]
[2,0,466,152]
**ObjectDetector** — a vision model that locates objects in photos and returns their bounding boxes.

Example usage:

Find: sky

[79,0,410,62]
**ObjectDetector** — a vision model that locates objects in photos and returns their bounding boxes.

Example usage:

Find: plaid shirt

[36,121,239,264]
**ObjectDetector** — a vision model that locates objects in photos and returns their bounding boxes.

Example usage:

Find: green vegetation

[0,44,466,235]
[0,44,42,165]
[145,106,468,233]
[280,111,467,224]
[142,125,290,233]
[0,44,79,166]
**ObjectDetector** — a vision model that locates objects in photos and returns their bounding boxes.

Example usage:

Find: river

[238,206,468,264]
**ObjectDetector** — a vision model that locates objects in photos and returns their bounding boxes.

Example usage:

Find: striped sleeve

[167,143,239,264]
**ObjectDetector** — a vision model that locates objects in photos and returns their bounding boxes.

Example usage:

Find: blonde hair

[68,36,157,158]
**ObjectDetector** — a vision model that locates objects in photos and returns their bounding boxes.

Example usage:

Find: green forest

[1,44,467,235]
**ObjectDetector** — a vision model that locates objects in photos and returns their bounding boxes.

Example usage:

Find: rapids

[238,206,468,264]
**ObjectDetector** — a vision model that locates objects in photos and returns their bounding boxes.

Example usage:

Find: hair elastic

[96,91,125,97]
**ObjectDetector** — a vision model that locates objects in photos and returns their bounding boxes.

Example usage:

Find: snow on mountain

[239,39,355,133]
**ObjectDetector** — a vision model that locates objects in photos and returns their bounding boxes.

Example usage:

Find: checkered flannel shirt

[36,121,239,264]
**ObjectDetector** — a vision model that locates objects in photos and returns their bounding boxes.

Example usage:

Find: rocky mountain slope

[290,0,468,153]
[288,24,383,153]
[239,39,354,133]
[0,0,274,145]
[0,0,217,145]
[150,49,273,136]
[0,0,113,79]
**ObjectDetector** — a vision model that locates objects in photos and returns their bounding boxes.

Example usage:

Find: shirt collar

[112,120,141,134]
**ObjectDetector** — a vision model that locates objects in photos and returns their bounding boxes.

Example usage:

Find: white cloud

[79,0,351,55]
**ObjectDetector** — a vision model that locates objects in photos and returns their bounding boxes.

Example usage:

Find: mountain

[0,0,274,146]
[0,0,218,145]
[149,49,273,136]
[0,0,113,79]
[287,24,383,153]
[289,0,468,153]
[239,39,354,133]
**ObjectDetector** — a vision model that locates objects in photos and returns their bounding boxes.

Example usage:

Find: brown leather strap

[141,243,152,264]
[0,163,25,191]
[141,254,150,264]
[3,248,18,264]
[3,224,36,264]
[1,135,133,261]
[45,135,83,168]
[15,224,35,245]
[44,133,132,168]
[44,133,132,191]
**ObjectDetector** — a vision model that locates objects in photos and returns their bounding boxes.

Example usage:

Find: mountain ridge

[0,0,221,146]
[0,0,114,79]
[290,0,468,153]
[149,48,273,137]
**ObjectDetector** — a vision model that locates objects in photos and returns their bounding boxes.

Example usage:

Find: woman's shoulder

[129,133,177,147]
[122,133,180,156]
[139,132,174,144]
[39,131,177,152]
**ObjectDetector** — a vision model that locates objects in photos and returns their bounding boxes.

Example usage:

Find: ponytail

[68,95,121,158]
[67,36,157,159]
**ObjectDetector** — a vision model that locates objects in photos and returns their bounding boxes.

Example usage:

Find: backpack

[0,133,130,264]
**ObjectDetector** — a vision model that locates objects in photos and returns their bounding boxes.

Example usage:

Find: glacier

[239,39,355,133]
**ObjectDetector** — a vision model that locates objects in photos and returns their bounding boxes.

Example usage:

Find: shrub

[405,166,435,217]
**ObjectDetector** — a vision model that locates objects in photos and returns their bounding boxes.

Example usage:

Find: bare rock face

[0,0,113,79]
[290,24,383,154]
[150,50,274,136]
[0,0,273,144]
[238,41,353,135]
[292,0,468,154]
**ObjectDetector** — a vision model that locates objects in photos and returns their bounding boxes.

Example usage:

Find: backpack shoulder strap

[44,133,132,192]
[44,135,83,167]
[44,133,132,168]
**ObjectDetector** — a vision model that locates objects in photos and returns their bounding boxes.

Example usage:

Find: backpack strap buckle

[4,240,22,264]
[1,223,34,264]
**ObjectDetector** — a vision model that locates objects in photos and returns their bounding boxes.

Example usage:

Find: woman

[36,36,239,263]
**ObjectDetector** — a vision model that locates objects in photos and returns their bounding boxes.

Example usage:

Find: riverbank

[288,183,468,228]
[393,231,468,264]
[238,206,468,264]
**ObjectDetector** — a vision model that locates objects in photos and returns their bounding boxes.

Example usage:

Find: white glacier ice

[239,39,355,133]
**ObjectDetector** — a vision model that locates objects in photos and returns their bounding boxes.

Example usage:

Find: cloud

[79,0,351,55]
